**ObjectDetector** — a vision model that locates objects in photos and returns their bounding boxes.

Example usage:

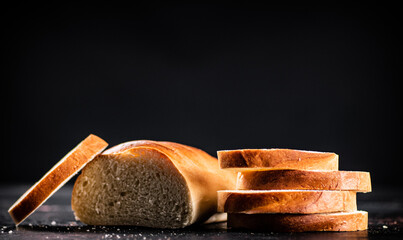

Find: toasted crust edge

[237,170,371,192]
[218,149,338,171]
[8,134,108,225]
[217,190,357,214]
[228,211,368,232]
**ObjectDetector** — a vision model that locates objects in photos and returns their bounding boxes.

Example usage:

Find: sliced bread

[8,134,108,225]
[228,211,368,232]
[217,190,356,214]
[237,170,371,192]
[71,140,237,228]
[218,149,338,171]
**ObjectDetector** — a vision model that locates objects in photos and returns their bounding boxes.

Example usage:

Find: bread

[227,211,368,232]
[237,170,371,192]
[217,190,356,214]
[218,149,338,171]
[8,134,108,225]
[71,140,237,228]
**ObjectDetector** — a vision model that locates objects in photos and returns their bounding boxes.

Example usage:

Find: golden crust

[8,134,108,225]
[228,211,368,232]
[217,190,357,214]
[237,170,371,192]
[218,149,338,171]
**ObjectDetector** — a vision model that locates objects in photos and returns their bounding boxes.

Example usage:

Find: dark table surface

[1,184,402,239]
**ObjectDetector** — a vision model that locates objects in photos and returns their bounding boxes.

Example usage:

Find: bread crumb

[8,230,13,234]
[383,225,388,229]
[51,221,56,225]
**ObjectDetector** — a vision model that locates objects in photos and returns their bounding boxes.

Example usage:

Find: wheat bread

[217,190,356,214]
[8,134,108,225]
[218,149,338,171]
[71,140,237,228]
[228,211,368,232]
[237,170,371,192]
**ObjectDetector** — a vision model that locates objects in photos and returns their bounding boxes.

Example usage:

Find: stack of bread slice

[217,149,371,232]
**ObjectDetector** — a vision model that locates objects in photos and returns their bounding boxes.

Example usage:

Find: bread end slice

[8,134,108,226]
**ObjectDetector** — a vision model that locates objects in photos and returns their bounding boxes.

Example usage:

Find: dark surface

[1,184,402,239]
[2,2,402,188]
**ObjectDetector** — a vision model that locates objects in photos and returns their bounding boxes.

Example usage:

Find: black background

[2,2,402,189]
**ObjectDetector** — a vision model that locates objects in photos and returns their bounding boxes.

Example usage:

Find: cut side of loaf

[228,211,368,232]
[8,134,108,226]
[72,140,237,229]
[218,149,338,171]
[217,190,357,214]
[237,170,371,192]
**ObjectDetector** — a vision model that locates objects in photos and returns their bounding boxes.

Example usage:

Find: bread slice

[8,134,108,225]
[218,149,338,171]
[237,170,371,192]
[71,140,237,228]
[228,211,368,232]
[217,190,356,214]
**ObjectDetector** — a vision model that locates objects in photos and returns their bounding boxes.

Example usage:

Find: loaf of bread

[218,149,338,171]
[237,170,371,192]
[217,190,356,214]
[71,140,237,228]
[228,211,368,232]
[8,134,108,226]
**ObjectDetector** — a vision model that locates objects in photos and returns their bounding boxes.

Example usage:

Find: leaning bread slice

[218,149,338,171]
[217,190,356,214]
[71,140,237,228]
[228,211,368,232]
[237,170,371,192]
[8,134,108,225]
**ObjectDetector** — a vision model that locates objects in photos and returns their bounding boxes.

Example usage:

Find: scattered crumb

[383,225,388,229]
[8,230,13,234]
[51,221,56,226]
